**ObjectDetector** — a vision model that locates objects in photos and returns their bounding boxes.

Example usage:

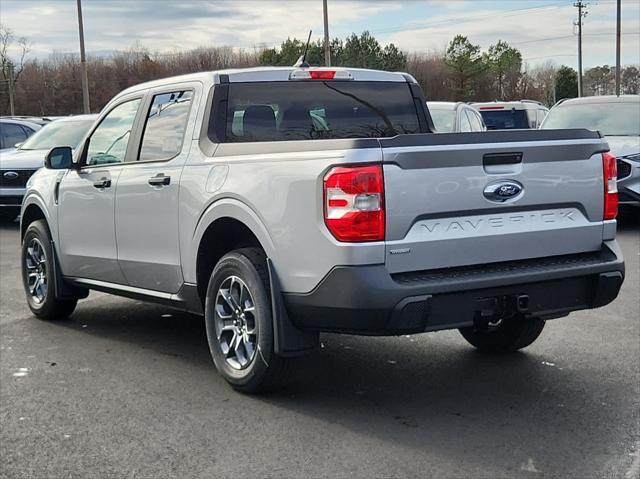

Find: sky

[1,0,639,70]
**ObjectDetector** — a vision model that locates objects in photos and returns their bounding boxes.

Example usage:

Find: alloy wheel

[25,238,48,304]
[214,276,258,370]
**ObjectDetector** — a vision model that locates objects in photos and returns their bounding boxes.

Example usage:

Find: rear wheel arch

[195,217,267,305]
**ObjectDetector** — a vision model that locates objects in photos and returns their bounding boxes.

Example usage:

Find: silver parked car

[427,101,486,133]
[0,114,98,219]
[541,95,640,207]
[21,67,624,393]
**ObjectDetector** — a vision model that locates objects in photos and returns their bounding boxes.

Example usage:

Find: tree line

[1,26,638,116]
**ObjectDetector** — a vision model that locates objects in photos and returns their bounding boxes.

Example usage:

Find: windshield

[221,81,421,142]
[20,119,95,150]
[541,102,640,136]
[479,109,530,129]
[429,109,456,133]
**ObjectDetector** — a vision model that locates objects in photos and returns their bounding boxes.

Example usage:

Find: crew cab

[20,67,624,393]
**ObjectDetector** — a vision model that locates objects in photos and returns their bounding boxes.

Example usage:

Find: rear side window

[139,90,192,161]
[459,111,472,132]
[222,81,420,142]
[465,109,483,131]
[0,123,27,148]
[429,109,456,133]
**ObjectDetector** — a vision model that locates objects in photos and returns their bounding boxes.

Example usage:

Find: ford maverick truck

[20,67,624,392]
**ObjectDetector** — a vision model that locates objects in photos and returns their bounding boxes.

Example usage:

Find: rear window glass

[222,81,420,142]
[479,109,529,130]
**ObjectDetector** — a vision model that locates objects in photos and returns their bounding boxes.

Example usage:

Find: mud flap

[50,240,89,300]
[267,258,319,356]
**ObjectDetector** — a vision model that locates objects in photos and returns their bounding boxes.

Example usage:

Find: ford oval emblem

[483,180,523,202]
[3,171,19,180]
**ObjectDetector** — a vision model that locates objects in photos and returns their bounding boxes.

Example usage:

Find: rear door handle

[93,178,111,189]
[148,174,171,186]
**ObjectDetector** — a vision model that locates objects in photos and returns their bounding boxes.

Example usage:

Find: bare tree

[0,24,30,115]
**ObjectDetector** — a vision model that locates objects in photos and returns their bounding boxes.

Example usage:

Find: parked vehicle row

[19,66,625,393]
[0,115,98,220]
[429,96,639,207]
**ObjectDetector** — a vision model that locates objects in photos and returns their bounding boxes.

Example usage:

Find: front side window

[86,99,141,166]
[222,81,421,142]
[139,90,193,162]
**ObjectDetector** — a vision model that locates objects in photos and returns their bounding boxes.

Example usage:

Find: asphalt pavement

[1,215,638,479]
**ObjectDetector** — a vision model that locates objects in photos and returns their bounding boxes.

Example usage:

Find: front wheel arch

[21,203,47,241]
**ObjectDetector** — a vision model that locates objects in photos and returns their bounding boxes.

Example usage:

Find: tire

[204,248,290,394]
[21,220,77,320]
[459,316,545,353]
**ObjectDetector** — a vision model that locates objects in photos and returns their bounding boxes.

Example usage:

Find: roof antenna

[294,30,312,68]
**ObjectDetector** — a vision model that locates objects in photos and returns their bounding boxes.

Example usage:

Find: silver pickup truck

[20,67,624,393]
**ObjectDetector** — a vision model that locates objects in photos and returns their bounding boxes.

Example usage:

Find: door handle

[483,152,523,166]
[148,174,171,186]
[93,177,111,188]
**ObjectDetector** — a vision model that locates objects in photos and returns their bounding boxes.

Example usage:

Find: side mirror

[45,146,74,170]
[14,142,23,149]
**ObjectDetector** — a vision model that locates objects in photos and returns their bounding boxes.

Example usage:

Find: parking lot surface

[1,217,638,479]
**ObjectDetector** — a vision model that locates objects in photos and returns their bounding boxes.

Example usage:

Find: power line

[513,31,640,45]
[371,2,569,35]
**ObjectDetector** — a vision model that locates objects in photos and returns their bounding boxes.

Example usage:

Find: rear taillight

[602,152,618,220]
[323,165,385,242]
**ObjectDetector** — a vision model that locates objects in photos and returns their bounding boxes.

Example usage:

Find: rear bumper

[283,241,625,335]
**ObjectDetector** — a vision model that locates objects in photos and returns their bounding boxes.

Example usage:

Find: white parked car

[0,114,98,220]
[427,102,486,133]
[541,95,640,207]
[472,100,549,130]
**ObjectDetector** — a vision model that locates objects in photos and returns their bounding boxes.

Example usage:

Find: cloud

[385,1,639,68]
[0,0,637,69]
[1,0,397,56]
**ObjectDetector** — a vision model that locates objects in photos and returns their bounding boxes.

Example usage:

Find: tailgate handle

[483,152,523,166]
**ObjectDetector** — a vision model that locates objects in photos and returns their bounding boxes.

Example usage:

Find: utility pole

[322,0,331,66]
[76,0,90,113]
[615,0,621,96]
[573,1,588,97]
[7,63,15,116]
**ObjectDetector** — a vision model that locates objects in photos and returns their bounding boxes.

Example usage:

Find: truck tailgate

[380,130,609,274]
